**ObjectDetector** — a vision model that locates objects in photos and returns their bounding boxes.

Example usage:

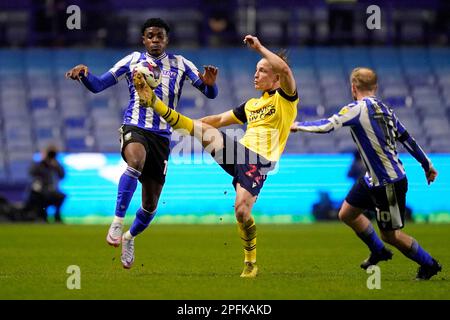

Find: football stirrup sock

[401,238,434,266]
[356,223,385,253]
[129,207,156,237]
[114,166,141,218]
[153,98,194,135]
[237,216,257,264]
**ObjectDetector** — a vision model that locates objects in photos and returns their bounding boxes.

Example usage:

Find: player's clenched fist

[65,64,89,80]
[243,35,263,51]
[426,167,438,185]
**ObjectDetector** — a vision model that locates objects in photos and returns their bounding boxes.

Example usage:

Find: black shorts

[119,125,170,184]
[212,132,276,197]
[346,177,408,231]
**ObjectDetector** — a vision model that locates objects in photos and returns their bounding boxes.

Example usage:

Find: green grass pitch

[0,222,449,299]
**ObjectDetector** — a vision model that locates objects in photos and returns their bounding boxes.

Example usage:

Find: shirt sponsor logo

[247,105,276,122]
[162,70,178,78]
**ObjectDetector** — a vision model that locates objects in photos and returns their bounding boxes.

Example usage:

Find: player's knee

[127,158,145,173]
[234,202,250,222]
[338,210,347,222]
[141,202,157,213]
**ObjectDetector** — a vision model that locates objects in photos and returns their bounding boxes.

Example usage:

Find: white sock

[123,230,134,240]
[113,216,124,224]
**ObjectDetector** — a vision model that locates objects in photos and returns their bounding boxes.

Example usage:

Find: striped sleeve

[395,113,433,172]
[297,103,361,133]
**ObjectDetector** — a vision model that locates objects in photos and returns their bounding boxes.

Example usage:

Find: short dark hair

[141,18,170,35]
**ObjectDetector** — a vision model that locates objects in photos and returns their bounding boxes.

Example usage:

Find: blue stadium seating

[0,47,449,183]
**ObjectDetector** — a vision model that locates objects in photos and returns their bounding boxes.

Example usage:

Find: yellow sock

[153,98,194,134]
[237,216,257,263]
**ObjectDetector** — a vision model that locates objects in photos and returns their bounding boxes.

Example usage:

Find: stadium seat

[65,136,95,152]
[287,8,314,45]
[8,161,32,183]
[0,46,448,165]
[32,109,60,127]
[256,8,289,46]
[341,47,372,71]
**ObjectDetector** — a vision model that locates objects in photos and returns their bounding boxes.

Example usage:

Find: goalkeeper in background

[133,35,298,277]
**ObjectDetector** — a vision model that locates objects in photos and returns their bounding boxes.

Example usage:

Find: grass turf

[0,222,449,300]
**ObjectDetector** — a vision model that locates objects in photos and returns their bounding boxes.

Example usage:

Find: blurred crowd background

[1,0,450,48]
[0,0,449,222]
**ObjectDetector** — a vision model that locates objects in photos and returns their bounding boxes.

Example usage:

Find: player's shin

[127,207,156,238]
[237,216,257,263]
[356,223,385,253]
[115,166,141,218]
[400,238,434,266]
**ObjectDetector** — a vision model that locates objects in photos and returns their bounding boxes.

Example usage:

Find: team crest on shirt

[339,107,349,115]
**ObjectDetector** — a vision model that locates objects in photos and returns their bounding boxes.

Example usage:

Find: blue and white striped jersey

[109,51,202,139]
[297,96,432,187]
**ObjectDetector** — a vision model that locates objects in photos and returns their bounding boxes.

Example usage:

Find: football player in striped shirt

[133,35,298,277]
[291,67,441,280]
[66,18,218,269]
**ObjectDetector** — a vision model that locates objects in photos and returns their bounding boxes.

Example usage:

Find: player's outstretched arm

[291,103,361,134]
[199,110,241,129]
[291,119,335,134]
[65,64,116,93]
[244,35,296,95]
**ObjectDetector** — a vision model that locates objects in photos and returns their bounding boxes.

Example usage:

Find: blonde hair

[350,67,378,92]
[276,49,290,66]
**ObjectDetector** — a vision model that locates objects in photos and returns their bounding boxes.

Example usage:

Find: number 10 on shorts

[376,208,391,222]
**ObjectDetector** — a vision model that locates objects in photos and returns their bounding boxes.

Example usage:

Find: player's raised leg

[133,71,225,153]
[338,201,393,269]
[379,230,442,280]
[106,143,145,247]
[133,72,194,134]
[235,184,258,278]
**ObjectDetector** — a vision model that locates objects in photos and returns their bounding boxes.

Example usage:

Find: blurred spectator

[31,0,69,46]
[435,0,450,45]
[312,191,340,221]
[327,0,356,44]
[201,0,239,47]
[23,145,66,223]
